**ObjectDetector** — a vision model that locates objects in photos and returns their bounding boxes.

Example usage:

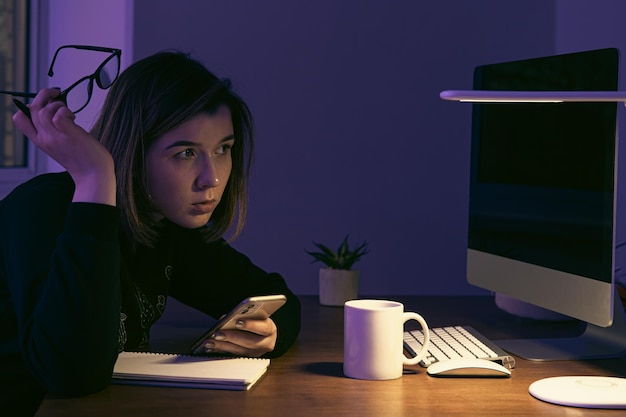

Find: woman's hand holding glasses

[13,87,116,207]
[5,45,121,207]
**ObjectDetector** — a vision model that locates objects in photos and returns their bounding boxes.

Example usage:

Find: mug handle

[401,312,430,366]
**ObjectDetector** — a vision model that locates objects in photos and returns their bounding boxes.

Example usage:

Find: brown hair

[90,51,254,247]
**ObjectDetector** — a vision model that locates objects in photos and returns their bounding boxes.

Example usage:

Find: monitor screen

[466,48,626,360]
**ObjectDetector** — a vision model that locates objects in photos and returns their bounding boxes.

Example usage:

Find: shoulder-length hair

[90,51,254,247]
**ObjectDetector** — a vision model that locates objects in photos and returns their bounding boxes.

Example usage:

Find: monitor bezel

[467,48,619,327]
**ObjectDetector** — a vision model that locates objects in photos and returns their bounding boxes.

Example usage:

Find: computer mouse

[427,358,512,378]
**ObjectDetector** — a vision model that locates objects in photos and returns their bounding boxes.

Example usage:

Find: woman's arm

[1,174,122,395]
[170,236,301,358]
[4,87,122,395]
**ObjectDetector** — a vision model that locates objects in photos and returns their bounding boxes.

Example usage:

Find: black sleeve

[0,174,122,396]
[169,237,301,358]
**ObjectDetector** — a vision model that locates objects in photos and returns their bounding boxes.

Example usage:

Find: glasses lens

[97,54,120,89]
[64,77,92,113]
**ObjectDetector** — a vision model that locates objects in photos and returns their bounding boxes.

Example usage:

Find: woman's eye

[216,144,233,155]
[176,149,196,160]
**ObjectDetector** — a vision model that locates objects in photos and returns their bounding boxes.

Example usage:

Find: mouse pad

[529,376,626,409]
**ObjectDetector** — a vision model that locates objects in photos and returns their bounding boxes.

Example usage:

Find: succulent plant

[305,235,369,270]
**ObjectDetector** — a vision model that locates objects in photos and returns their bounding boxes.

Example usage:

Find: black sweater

[0,172,301,415]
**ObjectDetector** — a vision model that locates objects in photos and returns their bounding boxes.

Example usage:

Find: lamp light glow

[440,90,626,106]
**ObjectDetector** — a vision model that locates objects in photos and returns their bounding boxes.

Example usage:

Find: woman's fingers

[13,88,65,144]
[11,87,115,183]
[204,319,278,357]
[12,107,36,138]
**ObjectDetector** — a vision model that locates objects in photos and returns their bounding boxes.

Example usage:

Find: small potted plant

[306,235,369,306]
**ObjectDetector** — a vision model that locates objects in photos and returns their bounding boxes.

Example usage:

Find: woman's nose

[197,158,220,189]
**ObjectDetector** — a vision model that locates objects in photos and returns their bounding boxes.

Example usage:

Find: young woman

[0,51,301,414]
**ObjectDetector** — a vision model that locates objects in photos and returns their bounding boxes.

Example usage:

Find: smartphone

[189,294,287,355]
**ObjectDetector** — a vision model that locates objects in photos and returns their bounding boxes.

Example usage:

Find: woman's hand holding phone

[204,317,278,357]
[190,295,286,357]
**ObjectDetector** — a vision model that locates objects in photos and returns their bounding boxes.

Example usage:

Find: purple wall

[132,1,558,295]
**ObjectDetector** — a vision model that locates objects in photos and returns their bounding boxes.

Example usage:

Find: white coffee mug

[344,299,430,380]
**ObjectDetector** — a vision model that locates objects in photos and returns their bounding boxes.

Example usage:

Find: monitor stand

[495,288,626,361]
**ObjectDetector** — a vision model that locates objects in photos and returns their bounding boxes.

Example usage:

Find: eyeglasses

[0,44,122,118]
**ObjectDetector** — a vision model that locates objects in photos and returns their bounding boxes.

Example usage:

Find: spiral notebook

[112,352,270,391]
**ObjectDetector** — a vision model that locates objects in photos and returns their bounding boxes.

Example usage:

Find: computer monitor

[466,48,626,361]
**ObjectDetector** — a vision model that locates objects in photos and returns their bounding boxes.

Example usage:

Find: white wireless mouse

[427,358,512,378]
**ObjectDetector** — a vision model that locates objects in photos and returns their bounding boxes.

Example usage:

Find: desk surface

[36,296,626,416]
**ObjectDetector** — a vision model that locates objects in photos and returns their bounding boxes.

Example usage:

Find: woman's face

[145,106,235,229]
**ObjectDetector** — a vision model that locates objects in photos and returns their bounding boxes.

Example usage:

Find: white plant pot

[319,268,360,306]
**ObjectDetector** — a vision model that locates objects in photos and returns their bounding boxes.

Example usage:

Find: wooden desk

[36,296,626,416]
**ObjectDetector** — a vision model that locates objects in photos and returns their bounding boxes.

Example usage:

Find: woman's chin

[170,214,211,229]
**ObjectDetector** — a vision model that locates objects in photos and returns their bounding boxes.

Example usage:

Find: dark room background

[30,0,626,296]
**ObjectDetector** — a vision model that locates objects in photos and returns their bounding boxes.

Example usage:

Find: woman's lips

[191,200,216,214]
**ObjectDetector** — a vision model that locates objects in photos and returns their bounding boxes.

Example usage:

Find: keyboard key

[403,325,511,368]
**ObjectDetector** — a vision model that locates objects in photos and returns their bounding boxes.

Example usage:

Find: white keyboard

[403,325,515,369]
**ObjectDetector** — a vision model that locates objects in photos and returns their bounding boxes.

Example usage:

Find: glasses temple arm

[0,90,37,98]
